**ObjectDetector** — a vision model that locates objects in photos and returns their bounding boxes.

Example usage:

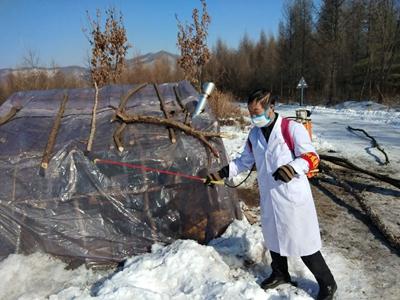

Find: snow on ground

[0,219,368,300]
[333,100,399,112]
[1,101,399,300]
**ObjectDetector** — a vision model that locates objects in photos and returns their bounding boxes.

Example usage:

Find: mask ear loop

[264,108,270,119]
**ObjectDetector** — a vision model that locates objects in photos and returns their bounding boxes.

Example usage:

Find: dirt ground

[312,170,400,299]
[236,166,400,299]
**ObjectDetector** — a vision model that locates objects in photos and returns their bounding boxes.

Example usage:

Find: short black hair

[247,89,274,107]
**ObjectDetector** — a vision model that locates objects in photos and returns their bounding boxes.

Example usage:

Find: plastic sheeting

[0,81,241,267]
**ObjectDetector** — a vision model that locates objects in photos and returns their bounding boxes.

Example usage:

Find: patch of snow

[46,225,270,300]
[311,134,336,153]
[209,219,266,265]
[0,252,101,300]
[334,100,394,111]
[89,239,267,300]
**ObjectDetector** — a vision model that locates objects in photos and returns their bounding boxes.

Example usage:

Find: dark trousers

[270,250,335,288]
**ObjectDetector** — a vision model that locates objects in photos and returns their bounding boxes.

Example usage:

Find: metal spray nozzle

[193,82,215,117]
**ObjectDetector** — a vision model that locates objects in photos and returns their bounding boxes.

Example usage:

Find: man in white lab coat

[206,90,337,300]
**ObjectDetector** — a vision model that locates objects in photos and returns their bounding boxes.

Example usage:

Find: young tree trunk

[86,81,99,153]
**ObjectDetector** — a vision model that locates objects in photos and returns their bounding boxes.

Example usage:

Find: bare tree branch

[347,126,390,164]
[110,83,148,122]
[0,105,22,125]
[115,111,221,157]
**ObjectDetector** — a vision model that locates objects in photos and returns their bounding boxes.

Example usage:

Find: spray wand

[94,159,225,186]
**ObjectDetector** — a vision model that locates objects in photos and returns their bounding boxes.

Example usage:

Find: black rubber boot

[261,251,296,290]
[260,272,292,289]
[301,251,337,300]
[317,281,337,300]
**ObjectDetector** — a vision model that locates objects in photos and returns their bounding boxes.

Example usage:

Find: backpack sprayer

[293,109,313,141]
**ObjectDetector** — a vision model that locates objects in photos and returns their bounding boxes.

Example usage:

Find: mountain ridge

[0,51,179,81]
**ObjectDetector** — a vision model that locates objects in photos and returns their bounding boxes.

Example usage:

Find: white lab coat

[229,115,321,256]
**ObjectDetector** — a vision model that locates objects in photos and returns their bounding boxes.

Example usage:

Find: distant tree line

[0,50,86,105]
[204,0,400,105]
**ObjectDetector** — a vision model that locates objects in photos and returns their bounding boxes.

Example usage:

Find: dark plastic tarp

[0,81,241,267]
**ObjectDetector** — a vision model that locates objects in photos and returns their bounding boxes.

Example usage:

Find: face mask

[251,110,272,127]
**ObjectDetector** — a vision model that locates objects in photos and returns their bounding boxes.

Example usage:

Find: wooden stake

[0,104,22,125]
[153,83,176,144]
[184,111,191,126]
[40,93,69,170]
[173,85,186,111]
[113,122,127,152]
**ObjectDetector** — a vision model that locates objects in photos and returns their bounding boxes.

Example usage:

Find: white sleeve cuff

[228,161,239,179]
[288,158,309,176]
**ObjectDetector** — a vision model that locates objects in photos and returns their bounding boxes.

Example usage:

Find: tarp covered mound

[0,81,241,267]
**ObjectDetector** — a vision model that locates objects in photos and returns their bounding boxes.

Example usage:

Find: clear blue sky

[0,0,285,69]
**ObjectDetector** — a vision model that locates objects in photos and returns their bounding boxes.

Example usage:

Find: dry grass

[0,70,88,106]
[208,89,241,119]
[119,57,184,84]
[0,54,186,107]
